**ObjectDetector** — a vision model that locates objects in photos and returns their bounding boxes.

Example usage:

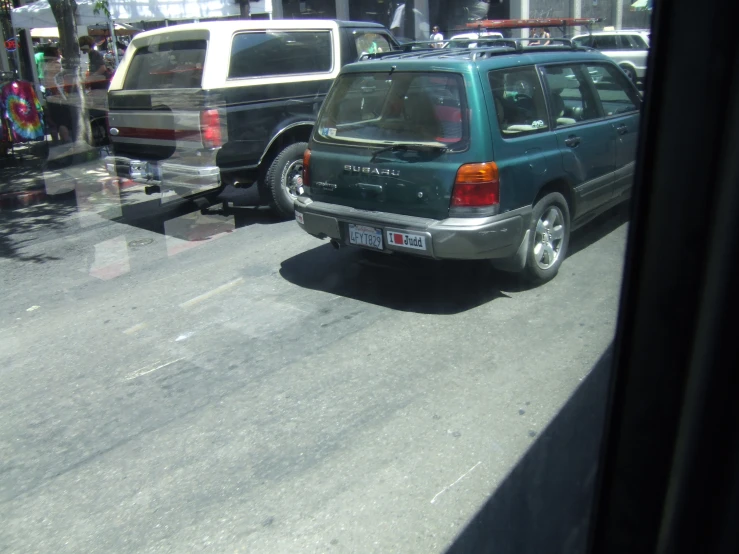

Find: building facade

[269,0,651,39]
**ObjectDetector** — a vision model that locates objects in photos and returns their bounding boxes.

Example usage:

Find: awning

[30,27,59,38]
[12,0,269,29]
[630,0,653,11]
[88,22,141,36]
[12,0,107,29]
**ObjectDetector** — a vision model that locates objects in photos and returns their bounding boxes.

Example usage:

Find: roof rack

[465,17,602,40]
[358,39,588,62]
[467,17,602,31]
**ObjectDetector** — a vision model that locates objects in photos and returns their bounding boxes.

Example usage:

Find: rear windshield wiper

[370,143,448,162]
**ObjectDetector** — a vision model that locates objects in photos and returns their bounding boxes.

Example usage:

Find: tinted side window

[541,65,601,127]
[628,34,649,49]
[123,40,206,90]
[592,35,620,49]
[229,31,332,79]
[584,64,641,115]
[488,66,549,137]
[353,32,393,59]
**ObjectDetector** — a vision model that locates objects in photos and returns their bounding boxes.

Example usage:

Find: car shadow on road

[569,201,630,257]
[280,204,630,315]
[280,243,518,315]
[445,344,614,554]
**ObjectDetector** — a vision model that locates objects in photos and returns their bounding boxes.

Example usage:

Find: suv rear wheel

[523,192,571,283]
[264,142,308,218]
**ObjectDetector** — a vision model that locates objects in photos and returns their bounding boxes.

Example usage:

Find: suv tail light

[451,162,500,208]
[302,148,311,189]
[200,109,222,149]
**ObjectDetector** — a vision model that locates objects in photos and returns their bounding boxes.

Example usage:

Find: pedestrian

[430,25,444,47]
[79,36,111,90]
[540,27,552,46]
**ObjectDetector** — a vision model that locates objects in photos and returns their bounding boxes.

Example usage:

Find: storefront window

[283,0,337,18]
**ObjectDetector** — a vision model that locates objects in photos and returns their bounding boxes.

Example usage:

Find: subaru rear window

[123,40,206,90]
[316,72,468,146]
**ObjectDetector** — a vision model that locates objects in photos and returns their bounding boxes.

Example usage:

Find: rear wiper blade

[370,143,448,162]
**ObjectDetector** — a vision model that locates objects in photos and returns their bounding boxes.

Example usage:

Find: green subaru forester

[294,41,640,282]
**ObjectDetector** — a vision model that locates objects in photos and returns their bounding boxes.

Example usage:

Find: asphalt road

[0,170,629,553]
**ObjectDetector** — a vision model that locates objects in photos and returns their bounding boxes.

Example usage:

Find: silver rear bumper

[104,156,221,194]
[294,196,531,261]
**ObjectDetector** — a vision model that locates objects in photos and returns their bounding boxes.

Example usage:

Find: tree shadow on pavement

[445,345,613,554]
[0,198,77,263]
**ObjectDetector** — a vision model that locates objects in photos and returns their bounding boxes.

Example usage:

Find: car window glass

[229,30,332,79]
[541,65,601,127]
[618,36,634,49]
[317,72,467,145]
[354,32,393,59]
[592,34,619,49]
[584,64,641,115]
[123,40,206,90]
[488,66,549,136]
[629,34,649,48]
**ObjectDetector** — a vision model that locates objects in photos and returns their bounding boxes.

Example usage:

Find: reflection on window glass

[317,72,466,145]
[541,65,600,127]
[1,6,652,553]
[489,66,549,136]
[229,31,332,79]
[354,32,393,59]
[585,64,640,115]
[123,40,206,90]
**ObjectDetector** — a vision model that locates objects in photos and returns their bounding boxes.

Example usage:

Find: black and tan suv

[105,20,398,217]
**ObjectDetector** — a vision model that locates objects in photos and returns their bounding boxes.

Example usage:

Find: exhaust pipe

[330,239,341,250]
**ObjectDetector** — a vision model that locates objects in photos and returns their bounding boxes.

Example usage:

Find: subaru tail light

[451,162,500,208]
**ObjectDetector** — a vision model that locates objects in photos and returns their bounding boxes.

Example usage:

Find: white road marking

[123,322,147,335]
[26,306,40,312]
[175,332,194,341]
[179,277,244,309]
[124,358,184,381]
[430,461,482,504]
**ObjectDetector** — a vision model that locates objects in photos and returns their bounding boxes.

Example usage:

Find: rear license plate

[387,231,427,251]
[348,224,383,250]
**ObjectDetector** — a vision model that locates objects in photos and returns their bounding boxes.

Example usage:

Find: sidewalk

[0,143,104,211]
[0,147,47,210]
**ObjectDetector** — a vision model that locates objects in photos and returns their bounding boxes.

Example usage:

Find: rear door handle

[564,135,581,147]
[616,124,629,135]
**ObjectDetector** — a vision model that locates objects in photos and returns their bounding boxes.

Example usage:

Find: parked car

[294,44,641,283]
[445,31,504,49]
[105,20,399,217]
[571,30,650,83]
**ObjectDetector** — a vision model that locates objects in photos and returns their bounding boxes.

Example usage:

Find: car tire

[264,142,308,219]
[620,64,637,84]
[523,192,571,284]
